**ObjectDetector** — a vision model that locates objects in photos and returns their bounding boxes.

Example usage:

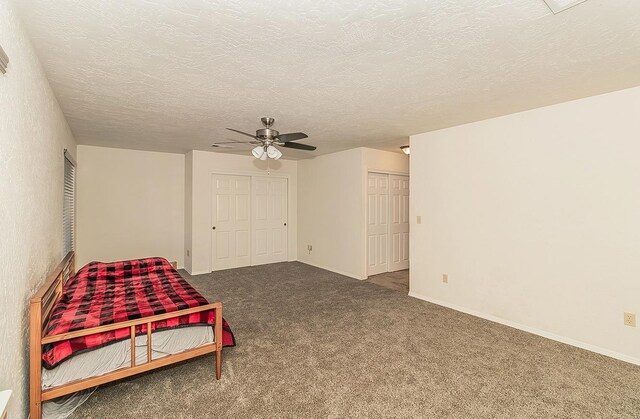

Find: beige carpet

[72,262,640,418]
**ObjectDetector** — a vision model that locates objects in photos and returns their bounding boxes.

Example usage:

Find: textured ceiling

[13,0,640,159]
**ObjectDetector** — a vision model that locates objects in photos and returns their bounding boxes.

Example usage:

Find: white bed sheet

[41,326,214,419]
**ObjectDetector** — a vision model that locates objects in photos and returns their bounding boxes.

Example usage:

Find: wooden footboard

[29,253,223,419]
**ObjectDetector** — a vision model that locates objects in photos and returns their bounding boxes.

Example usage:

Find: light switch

[417,216,422,224]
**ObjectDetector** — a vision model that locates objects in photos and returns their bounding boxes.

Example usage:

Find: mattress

[43,257,219,369]
[42,326,214,419]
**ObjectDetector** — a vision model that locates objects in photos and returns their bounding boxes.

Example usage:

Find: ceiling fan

[212,117,316,160]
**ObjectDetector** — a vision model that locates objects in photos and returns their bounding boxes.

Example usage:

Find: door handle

[212,226,216,230]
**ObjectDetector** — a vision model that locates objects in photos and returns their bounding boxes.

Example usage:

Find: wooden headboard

[29,251,75,418]
[30,251,75,331]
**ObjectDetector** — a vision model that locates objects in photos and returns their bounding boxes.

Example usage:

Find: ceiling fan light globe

[274,148,283,160]
[252,146,264,159]
[259,151,268,161]
[266,145,280,159]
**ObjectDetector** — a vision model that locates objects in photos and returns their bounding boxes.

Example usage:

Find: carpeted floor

[72,262,640,418]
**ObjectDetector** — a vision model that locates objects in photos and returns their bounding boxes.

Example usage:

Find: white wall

[298,147,409,279]
[76,145,185,268]
[184,151,193,270]
[185,150,298,274]
[410,86,640,364]
[298,148,364,278]
[0,1,77,416]
[361,147,410,174]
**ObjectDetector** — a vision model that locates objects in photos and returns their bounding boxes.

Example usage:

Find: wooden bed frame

[29,252,223,419]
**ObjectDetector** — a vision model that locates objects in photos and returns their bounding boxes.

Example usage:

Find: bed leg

[30,368,42,419]
[216,348,222,380]
[30,389,42,419]
[30,300,43,419]
[215,304,223,380]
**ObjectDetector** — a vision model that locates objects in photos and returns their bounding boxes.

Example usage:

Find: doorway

[367,172,409,277]
[211,174,288,271]
[211,174,251,270]
[251,176,288,266]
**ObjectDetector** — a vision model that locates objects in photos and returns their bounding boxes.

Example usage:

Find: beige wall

[361,147,410,175]
[298,148,364,278]
[76,145,185,267]
[185,150,298,274]
[0,1,77,416]
[410,86,640,364]
[298,147,409,279]
[184,151,193,270]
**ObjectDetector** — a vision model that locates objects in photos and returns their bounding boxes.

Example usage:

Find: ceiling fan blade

[282,142,316,151]
[226,128,257,139]
[212,141,253,144]
[276,132,308,142]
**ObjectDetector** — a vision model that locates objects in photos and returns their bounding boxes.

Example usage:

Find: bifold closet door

[367,173,389,276]
[251,177,288,265]
[211,175,251,271]
[389,175,410,272]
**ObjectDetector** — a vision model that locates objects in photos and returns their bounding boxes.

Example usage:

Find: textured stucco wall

[0,1,77,416]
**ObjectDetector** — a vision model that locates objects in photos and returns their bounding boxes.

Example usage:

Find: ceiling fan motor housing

[256,128,279,141]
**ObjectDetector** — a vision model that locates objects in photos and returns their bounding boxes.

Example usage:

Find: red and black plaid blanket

[42,257,235,369]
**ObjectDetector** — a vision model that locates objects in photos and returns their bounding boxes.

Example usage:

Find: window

[63,149,76,255]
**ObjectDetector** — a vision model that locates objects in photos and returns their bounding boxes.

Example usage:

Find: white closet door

[252,177,288,266]
[211,175,251,271]
[367,173,389,276]
[389,175,410,272]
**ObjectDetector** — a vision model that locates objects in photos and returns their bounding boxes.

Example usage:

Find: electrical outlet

[307,245,312,254]
[624,312,636,327]
[442,274,448,284]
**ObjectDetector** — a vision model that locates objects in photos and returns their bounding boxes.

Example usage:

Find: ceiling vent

[543,0,587,14]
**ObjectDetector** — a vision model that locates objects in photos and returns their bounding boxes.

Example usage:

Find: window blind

[63,150,76,255]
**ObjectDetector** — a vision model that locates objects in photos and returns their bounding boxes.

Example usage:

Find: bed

[29,252,235,419]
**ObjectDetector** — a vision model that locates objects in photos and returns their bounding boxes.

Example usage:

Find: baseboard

[191,270,209,276]
[181,266,209,276]
[297,260,365,280]
[408,291,640,366]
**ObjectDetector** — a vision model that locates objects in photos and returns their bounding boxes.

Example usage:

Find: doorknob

[212,226,216,230]
[284,223,287,226]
